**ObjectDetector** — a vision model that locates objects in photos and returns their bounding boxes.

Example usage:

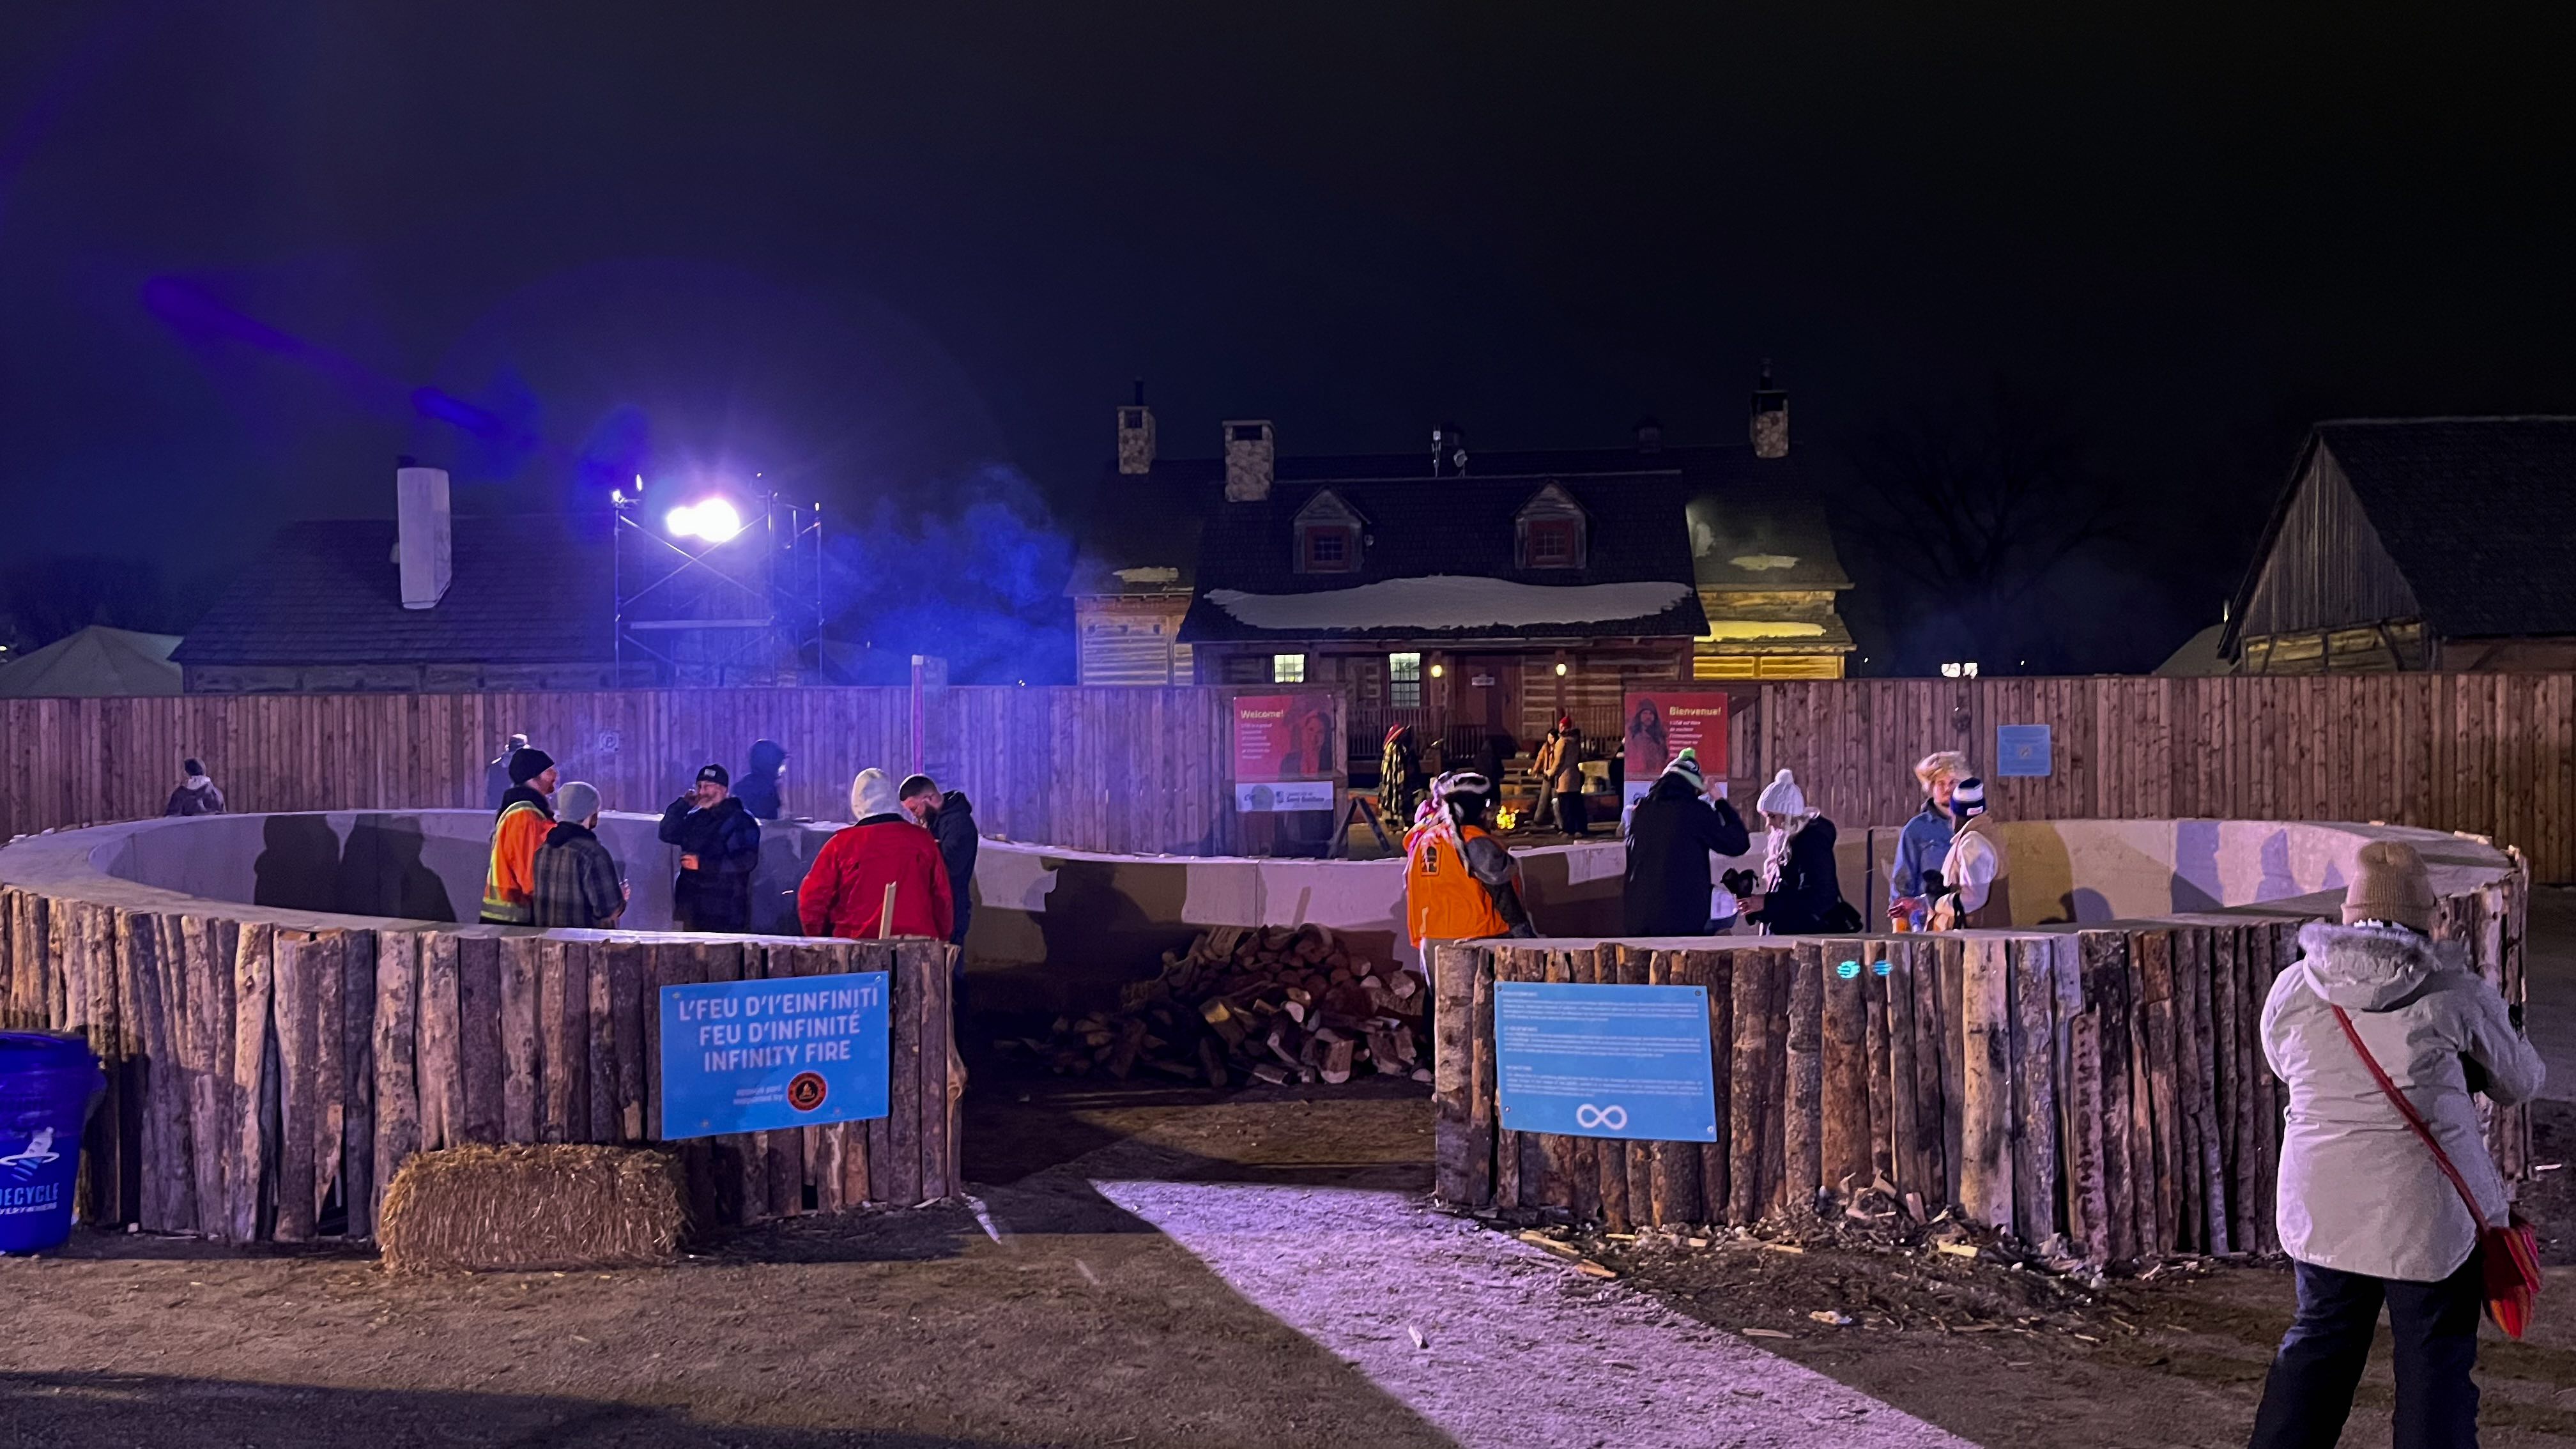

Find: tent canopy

[0,625,184,698]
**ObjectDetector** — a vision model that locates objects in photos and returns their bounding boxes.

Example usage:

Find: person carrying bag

[2249,839,2543,1449]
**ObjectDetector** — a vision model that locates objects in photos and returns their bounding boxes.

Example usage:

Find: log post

[1431,942,1487,1206]
[1726,947,1780,1226]
[457,934,506,1144]
[1780,942,1824,1216]
[1819,938,1871,1195]
[1618,944,1654,1221]
[1644,949,1703,1226]
[499,936,542,1143]
[1689,948,1733,1224]
[229,921,275,1241]
[339,930,377,1239]
[2009,936,2058,1248]
[370,931,421,1235]
[1958,936,2014,1233]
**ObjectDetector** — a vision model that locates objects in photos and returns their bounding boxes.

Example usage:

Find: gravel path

[1088,1168,1978,1449]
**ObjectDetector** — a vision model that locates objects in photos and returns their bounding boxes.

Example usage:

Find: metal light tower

[611,479,826,687]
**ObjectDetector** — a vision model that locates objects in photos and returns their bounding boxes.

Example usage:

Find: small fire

[1496,806,1520,831]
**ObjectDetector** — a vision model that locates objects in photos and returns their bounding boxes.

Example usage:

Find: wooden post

[370,931,421,1235]
[610,942,648,1144]
[270,931,318,1243]
[1618,944,1654,1221]
[884,940,924,1207]
[2009,937,2058,1248]
[1431,942,1486,1206]
[1907,937,1947,1209]
[1958,937,2013,1233]
[339,930,376,1240]
[586,942,620,1144]
[1781,942,1824,1215]
[1819,938,1871,1195]
[1726,947,1780,1226]
[2135,929,2181,1255]
[499,937,542,1143]
[457,935,505,1144]
[1644,949,1703,1226]
[538,939,581,1144]
[1689,948,1733,1225]
[181,916,236,1239]
[1862,940,1893,1190]
[1491,946,1522,1211]
[1468,944,1499,1215]
[1564,949,1601,1223]
[229,921,275,1241]
[1535,949,1577,1213]
[1595,946,1634,1232]
[2183,927,2228,1252]
[121,912,191,1234]
[1936,935,1968,1208]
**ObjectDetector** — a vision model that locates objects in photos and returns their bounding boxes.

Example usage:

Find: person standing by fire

[1402,772,1533,954]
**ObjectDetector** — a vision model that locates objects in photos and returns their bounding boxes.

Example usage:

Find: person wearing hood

[484,733,529,812]
[1890,751,1969,931]
[1927,778,2009,931]
[1742,768,1850,935]
[658,763,762,933]
[736,739,788,821]
[2250,839,2542,1448]
[164,758,226,817]
[480,747,557,924]
[900,774,977,947]
[531,782,629,930]
[1620,749,1750,936]
[1377,724,1425,828]
[798,769,953,941]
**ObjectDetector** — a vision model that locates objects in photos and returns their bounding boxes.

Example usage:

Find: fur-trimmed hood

[2292,919,2462,1013]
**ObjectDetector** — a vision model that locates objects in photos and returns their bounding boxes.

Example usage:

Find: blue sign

[1494,983,1718,1142]
[1997,723,2053,778]
[659,971,891,1140]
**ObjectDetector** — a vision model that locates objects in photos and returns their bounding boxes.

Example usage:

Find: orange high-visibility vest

[1404,822,1514,946]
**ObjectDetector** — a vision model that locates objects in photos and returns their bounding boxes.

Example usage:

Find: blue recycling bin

[0,1032,107,1254]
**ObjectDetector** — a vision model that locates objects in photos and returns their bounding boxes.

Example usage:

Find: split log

[1489,943,1521,1211]
[418,933,464,1154]
[181,916,236,1238]
[371,931,422,1234]
[230,922,276,1241]
[1957,937,2013,1234]
[1726,947,1781,1226]
[1595,946,1635,1232]
[610,943,647,1144]
[1431,942,1484,1206]
[2185,928,2229,1252]
[1880,940,1920,1206]
[271,931,319,1243]
[1820,939,1871,1195]
[1936,935,1967,1208]
[2135,929,2182,1255]
[499,937,542,1143]
[1687,948,1732,1224]
[539,940,584,1145]
[2213,926,2253,1252]
[2009,936,2058,1248]
[1780,943,1824,1215]
[2078,931,2134,1264]
[339,930,377,1239]
[884,941,924,1208]
[1563,950,1601,1223]
[457,935,506,1144]
[1862,941,1893,1190]
[586,942,620,1146]
[123,912,192,1233]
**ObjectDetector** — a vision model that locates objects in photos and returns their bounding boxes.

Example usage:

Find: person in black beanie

[658,762,760,931]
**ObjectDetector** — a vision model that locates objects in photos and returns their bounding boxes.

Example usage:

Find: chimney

[395,457,453,610]
[1431,420,1468,477]
[1634,415,1664,454]
[1222,419,1274,502]
[1116,379,1156,475]
[1749,360,1789,459]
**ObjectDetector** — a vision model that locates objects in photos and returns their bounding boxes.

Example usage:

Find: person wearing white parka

[2249,839,2543,1448]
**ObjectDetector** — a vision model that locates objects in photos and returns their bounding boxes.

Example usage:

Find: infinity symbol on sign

[1574,1103,1629,1130]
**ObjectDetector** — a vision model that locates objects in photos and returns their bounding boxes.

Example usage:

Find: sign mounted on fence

[1621,690,1729,813]
[1996,723,2053,778]
[658,970,891,1140]
[1493,981,1719,1142]
[1232,691,1340,813]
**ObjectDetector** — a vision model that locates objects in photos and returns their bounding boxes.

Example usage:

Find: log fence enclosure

[0,834,964,1242]
[1,673,2570,876]
[1432,832,2528,1261]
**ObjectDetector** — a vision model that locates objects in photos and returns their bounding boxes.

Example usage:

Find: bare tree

[1847,380,2128,673]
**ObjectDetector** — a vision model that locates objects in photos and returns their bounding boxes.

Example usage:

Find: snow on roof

[1204,576,1696,632]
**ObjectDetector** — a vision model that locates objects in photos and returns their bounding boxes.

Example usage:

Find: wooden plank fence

[1432,864,2529,1261]
[1,675,2568,876]
[0,883,963,1242]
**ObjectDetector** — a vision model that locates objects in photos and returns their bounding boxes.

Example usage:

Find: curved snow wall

[1427,821,2529,1266]
[0,816,963,1246]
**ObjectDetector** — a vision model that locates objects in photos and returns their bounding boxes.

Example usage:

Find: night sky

[3,4,2571,674]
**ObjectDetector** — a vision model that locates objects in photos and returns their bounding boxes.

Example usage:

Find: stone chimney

[394,457,452,610]
[1750,361,1788,459]
[1116,379,1156,476]
[1222,420,1275,502]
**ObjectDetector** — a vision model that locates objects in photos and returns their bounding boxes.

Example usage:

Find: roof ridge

[2316,415,2576,427]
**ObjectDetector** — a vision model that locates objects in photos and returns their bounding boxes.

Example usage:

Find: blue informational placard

[1494,982,1718,1142]
[659,971,891,1140]
[1996,723,2053,778]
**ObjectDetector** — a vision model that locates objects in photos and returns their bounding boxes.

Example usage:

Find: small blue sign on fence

[1996,723,2053,778]
[1494,982,1718,1142]
[659,971,891,1140]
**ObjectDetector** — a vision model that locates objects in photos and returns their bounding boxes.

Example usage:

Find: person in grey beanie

[531,781,627,929]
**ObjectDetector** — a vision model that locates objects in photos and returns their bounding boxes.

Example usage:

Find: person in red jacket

[798,768,954,940]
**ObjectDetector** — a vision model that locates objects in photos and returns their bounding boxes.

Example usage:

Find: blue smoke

[821,464,1073,684]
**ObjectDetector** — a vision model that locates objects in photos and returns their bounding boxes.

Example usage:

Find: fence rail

[1,675,2568,877]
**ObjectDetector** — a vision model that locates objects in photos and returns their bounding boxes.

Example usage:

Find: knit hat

[1950,777,1987,821]
[851,768,900,820]
[1556,714,1574,732]
[556,780,601,824]
[2343,839,2437,934]
[1661,748,1706,792]
[1755,767,1807,817]
[182,758,204,778]
[695,762,730,787]
[508,747,556,786]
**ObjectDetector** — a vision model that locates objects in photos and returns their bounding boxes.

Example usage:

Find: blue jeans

[2249,1252,2483,1449]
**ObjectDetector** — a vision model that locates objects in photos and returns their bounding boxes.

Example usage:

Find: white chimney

[1222,420,1275,502]
[395,460,452,610]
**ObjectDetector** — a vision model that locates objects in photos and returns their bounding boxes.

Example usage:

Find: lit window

[1388,651,1421,708]
[1273,653,1306,684]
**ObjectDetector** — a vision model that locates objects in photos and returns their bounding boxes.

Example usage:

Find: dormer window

[1515,482,1588,569]
[1292,489,1367,574]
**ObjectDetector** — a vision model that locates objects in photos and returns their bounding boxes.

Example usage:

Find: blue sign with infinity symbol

[1493,983,1718,1142]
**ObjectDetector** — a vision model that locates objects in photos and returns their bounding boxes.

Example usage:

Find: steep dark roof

[1179,466,1708,642]
[2225,417,2576,647]
[176,514,615,665]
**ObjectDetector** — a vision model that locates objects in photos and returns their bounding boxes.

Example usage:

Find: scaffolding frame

[611,491,827,686]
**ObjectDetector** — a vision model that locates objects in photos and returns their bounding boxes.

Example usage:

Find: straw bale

[378,1144,685,1273]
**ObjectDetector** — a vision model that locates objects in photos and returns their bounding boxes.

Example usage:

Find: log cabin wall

[1430,848,2527,1263]
[0,871,963,1243]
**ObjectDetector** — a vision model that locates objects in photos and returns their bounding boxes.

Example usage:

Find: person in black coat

[657,763,762,931]
[1621,749,1749,935]
[736,738,788,821]
[1744,767,1849,935]
[900,775,977,947]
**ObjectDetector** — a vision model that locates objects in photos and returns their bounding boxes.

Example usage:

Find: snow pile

[1206,576,1694,632]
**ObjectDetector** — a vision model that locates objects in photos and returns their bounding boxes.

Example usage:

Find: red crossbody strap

[2329,1004,2492,1230]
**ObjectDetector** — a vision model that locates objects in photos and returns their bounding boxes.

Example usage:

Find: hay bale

[378,1144,686,1273]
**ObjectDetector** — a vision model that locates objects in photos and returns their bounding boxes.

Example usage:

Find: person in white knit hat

[1743,767,1848,934]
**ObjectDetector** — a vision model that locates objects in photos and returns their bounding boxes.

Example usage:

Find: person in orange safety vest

[1404,770,1534,953]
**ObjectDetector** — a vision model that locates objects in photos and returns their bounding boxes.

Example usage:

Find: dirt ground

[11,924,2576,1447]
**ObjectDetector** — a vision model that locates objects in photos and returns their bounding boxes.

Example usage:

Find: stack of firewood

[1000,925,1430,1088]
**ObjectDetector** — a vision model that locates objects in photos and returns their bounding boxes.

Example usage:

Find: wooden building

[2224,417,2576,673]
[1068,378,1854,751]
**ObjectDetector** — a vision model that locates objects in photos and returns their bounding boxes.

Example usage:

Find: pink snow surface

[1093,1176,1978,1449]
[1204,576,1695,632]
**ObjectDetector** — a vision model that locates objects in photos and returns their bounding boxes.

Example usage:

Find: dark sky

[4,4,2572,671]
